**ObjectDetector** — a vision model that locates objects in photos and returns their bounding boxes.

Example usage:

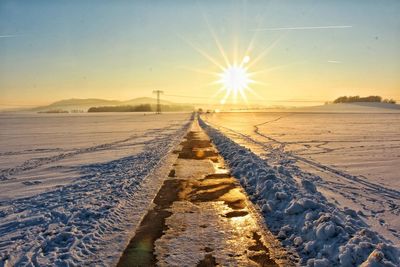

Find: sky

[0,0,399,108]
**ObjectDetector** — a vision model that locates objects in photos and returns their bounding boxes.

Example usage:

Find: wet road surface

[118,120,291,267]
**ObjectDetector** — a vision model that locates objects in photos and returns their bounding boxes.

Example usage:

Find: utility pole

[153,90,164,114]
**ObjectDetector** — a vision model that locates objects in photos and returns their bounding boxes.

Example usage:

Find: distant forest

[88,104,193,112]
[333,96,396,104]
[38,109,69,114]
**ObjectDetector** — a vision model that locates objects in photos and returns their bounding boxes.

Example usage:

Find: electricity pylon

[153,90,164,114]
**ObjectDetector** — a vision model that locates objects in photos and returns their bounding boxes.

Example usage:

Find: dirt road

[117,120,291,266]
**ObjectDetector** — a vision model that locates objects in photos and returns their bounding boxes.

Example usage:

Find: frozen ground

[0,112,192,266]
[200,109,400,266]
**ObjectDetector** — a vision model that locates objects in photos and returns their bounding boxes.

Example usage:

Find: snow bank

[0,114,193,266]
[199,117,399,266]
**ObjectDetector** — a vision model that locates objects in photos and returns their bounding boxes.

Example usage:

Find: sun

[218,63,252,104]
[220,65,250,93]
[179,18,281,106]
[216,54,257,104]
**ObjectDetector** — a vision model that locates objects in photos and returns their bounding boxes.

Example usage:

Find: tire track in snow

[203,116,400,241]
[0,123,182,181]
[205,119,400,201]
[0,117,193,266]
[199,117,400,266]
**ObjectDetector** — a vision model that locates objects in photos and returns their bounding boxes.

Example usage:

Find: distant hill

[32,97,176,112]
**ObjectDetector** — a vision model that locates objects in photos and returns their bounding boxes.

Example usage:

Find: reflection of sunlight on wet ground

[156,200,265,266]
[155,155,285,265]
[156,122,288,265]
[195,149,204,158]
[119,120,290,266]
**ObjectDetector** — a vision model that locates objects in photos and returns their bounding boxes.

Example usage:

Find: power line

[153,90,164,114]
[163,93,326,103]
[164,94,211,99]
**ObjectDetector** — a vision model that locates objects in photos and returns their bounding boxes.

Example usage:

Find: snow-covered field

[1,109,398,266]
[0,112,192,266]
[200,110,400,266]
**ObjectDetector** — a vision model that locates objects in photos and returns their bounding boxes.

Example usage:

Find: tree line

[88,104,193,112]
[333,96,396,104]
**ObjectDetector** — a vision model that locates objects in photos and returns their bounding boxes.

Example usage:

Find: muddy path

[117,120,292,267]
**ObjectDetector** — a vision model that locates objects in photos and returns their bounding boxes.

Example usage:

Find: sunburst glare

[178,16,281,106]
[218,59,254,104]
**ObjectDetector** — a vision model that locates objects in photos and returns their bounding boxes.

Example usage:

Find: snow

[201,112,400,243]
[199,115,400,266]
[0,112,193,266]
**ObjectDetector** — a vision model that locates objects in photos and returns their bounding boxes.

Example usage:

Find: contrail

[251,25,352,31]
[0,35,19,38]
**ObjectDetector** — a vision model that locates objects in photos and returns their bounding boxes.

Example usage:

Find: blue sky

[0,0,399,106]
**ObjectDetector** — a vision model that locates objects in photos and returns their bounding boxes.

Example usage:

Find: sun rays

[218,62,253,104]
[178,15,283,106]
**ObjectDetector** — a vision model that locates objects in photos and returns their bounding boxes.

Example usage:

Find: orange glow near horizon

[1,1,399,108]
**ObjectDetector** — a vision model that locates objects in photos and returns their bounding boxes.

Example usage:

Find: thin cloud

[251,25,352,31]
[328,60,342,64]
